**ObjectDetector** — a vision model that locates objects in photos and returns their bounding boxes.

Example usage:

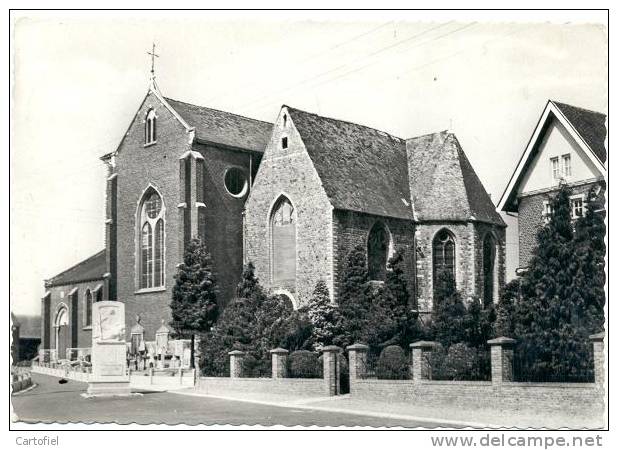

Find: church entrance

[54,306,69,361]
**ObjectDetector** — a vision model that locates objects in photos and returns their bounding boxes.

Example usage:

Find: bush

[288,350,322,378]
[429,343,490,381]
[376,345,409,380]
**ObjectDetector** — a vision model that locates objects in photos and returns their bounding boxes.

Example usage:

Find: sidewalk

[172,388,605,429]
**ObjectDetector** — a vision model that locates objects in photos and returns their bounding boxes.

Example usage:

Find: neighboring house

[40,250,106,360]
[40,76,505,351]
[245,106,506,312]
[11,312,42,362]
[498,100,607,270]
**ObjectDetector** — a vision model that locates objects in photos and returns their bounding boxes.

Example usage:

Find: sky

[10,11,608,316]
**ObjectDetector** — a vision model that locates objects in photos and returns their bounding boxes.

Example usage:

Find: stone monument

[84,301,132,397]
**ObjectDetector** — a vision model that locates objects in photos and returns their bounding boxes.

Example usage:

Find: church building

[40,77,505,355]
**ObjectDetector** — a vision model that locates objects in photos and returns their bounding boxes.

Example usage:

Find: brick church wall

[244,108,334,307]
[415,222,476,312]
[332,210,415,303]
[194,142,261,309]
[114,92,192,340]
[472,222,507,305]
[43,279,104,353]
[415,221,506,312]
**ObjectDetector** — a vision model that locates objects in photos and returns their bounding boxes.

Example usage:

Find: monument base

[84,378,133,397]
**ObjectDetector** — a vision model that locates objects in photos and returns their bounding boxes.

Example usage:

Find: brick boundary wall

[196,377,326,397]
[348,334,605,417]
[349,379,602,415]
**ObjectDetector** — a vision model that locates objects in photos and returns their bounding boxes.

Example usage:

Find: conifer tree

[494,278,520,337]
[431,269,466,348]
[171,238,219,368]
[333,245,371,348]
[365,248,420,349]
[517,184,605,381]
[306,280,338,349]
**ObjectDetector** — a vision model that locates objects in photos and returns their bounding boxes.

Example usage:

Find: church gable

[114,89,193,158]
[244,107,335,306]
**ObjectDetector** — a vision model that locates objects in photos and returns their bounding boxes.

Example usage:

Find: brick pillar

[488,336,516,384]
[322,345,342,396]
[410,341,436,382]
[270,348,289,379]
[347,343,368,382]
[229,350,245,379]
[590,332,605,388]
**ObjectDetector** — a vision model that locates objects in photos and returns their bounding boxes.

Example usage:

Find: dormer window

[145,109,157,145]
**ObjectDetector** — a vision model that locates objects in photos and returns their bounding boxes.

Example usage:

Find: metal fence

[241,355,272,378]
[512,350,594,383]
[361,346,412,380]
[287,351,322,378]
[428,346,491,381]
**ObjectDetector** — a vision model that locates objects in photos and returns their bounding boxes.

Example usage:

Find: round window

[224,168,248,197]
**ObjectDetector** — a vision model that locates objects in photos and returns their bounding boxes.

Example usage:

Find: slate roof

[286,107,413,220]
[406,132,505,226]
[165,98,273,153]
[45,250,106,288]
[552,101,607,164]
[286,106,502,225]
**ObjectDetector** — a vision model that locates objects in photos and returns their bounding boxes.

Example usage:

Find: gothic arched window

[433,229,456,288]
[139,189,165,289]
[368,221,391,281]
[271,196,296,283]
[54,305,69,360]
[483,234,496,306]
[145,109,157,145]
[84,289,93,327]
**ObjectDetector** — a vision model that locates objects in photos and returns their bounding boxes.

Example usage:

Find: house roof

[165,98,273,153]
[498,100,607,213]
[286,106,502,225]
[45,250,106,288]
[406,131,505,226]
[286,107,413,220]
[552,101,607,164]
[13,314,41,339]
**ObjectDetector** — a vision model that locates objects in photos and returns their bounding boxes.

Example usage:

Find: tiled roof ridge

[46,249,106,285]
[284,105,405,142]
[164,97,274,126]
[551,100,606,118]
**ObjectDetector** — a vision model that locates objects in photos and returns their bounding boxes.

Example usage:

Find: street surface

[12,373,449,428]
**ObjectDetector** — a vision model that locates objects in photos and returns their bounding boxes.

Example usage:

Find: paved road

[12,373,447,427]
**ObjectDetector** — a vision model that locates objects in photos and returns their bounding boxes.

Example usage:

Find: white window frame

[550,156,561,183]
[543,194,587,223]
[542,200,553,224]
[561,153,572,178]
[569,194,586,220]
